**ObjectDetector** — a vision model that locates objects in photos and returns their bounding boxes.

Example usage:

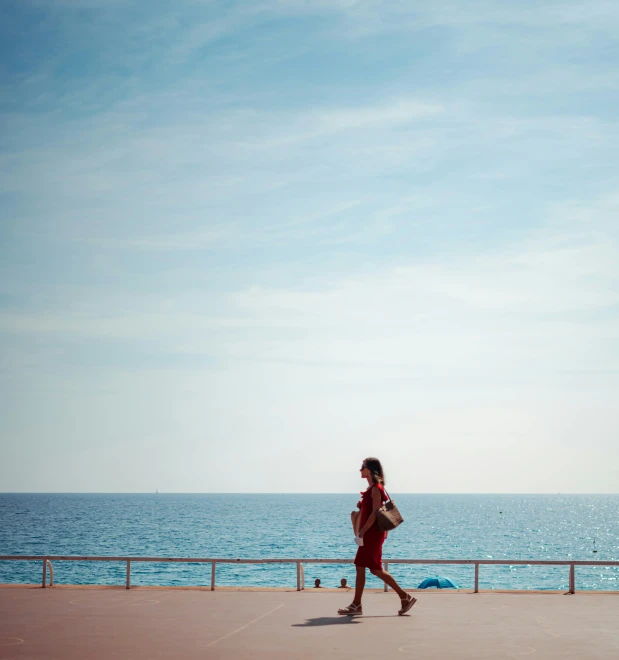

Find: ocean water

[1,493,617,591]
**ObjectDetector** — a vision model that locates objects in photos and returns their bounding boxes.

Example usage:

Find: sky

[1,0,618,494]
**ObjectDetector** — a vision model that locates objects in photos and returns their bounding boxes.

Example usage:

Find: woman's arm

[351,510,360,535]
[358,487,383,537]
[351,498,362,535]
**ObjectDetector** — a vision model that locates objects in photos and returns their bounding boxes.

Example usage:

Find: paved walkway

[1,586,618,659]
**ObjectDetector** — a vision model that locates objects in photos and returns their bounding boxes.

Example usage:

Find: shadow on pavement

[292,617,362,627]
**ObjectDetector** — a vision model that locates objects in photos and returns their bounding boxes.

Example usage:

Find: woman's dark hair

[363,457,385,485]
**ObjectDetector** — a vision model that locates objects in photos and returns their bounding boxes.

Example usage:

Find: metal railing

[42,559,53,587]
[1,555,618,594]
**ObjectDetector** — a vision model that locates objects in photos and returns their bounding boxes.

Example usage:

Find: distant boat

[156,489,159,495]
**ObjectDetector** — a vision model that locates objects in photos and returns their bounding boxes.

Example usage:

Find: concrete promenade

[1,585,618,659]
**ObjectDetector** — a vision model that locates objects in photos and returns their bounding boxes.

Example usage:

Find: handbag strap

[371,483,392,503]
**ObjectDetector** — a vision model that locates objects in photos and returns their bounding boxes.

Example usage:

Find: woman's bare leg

[353,565,366,606]
[369,568,408,600]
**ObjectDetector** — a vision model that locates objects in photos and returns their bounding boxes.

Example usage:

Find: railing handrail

[2,555,618,594]
[1,555,618,566]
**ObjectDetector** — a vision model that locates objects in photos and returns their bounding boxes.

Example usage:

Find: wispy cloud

[3,190,618,378]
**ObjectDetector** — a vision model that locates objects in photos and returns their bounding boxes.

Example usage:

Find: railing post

[569,564,575,594]
[126,560,131,590]
[296,562,301,591]
[383,562,389,592]
[300,563,305,590]
[211,562,216,591]
[41,558,47,588]
[474,563,479,593]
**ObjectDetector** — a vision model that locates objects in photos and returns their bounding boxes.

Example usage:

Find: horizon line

[1,492,618,496]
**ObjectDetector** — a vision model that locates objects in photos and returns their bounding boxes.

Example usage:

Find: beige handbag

[375,489,404,532]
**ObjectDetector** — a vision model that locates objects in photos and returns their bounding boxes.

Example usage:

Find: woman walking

[338,457,416,616]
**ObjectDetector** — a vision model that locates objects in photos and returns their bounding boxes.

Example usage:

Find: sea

[1,494,617,591]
